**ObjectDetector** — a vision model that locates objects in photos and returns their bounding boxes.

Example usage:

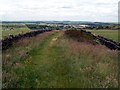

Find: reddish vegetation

[67,39,117,58]
[64,30,96,44]
[65,29,120,50]
[64,36,118,88]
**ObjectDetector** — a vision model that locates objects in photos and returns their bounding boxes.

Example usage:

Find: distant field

[1,27,30,39]
[88,30,119,42]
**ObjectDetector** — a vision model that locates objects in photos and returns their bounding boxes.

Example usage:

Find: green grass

[2,31,118,88]
[1,27,30,39]
[88,30,119,42]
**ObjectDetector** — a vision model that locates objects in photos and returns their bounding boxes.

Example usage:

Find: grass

[2,31,56,88]
[64,39,118,88]
[87,30,119,42]
[1,27,30,39]
[2,30,119,88]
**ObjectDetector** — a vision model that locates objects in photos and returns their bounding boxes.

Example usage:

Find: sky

[0,0,119,22]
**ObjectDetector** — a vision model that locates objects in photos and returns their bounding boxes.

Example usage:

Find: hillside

[2,30,118,88]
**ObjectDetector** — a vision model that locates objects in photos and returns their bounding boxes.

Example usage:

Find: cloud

[61,6,73,9]
[0,0,119,22]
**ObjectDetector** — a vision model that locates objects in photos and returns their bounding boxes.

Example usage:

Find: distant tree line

[26,24,65,30]
[85,24,120,30]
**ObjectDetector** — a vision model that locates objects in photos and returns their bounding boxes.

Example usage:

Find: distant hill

[2,21,117,26]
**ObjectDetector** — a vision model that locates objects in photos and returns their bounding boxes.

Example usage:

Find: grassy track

[88,30,118,42]
[16,31,118,88]
[19,31,70,88]
[3,30,118,88]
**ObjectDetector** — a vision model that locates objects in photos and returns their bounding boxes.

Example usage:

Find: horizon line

[1,20,117,23]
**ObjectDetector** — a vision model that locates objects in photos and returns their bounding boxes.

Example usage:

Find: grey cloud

[61,6,73,9]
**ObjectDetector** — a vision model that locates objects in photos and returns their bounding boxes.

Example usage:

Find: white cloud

[0,0,119,22]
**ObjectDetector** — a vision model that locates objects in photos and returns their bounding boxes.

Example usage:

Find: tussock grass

[2,30,119,88]
[58,31,118,88]
[64,30,118,87]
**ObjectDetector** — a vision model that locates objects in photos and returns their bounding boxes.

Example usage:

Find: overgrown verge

[2,31,56,88]
[65,29,120,50]
[64,32,118,88]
